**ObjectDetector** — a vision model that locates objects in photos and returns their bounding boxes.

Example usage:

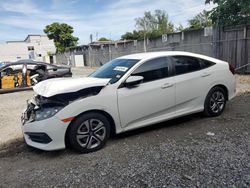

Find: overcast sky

[0,0,215,44]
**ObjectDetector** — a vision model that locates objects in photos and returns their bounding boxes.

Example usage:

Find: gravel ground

[0,67,96,146]
[236,74,250,93]
[0,71,249,187]
[70,67,96,77]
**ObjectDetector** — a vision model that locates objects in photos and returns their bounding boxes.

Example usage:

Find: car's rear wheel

[68,112,110,153]
[203,86,226,117]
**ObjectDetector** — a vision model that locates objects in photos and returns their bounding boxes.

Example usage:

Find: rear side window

[132,57,170,83]
[200,59,216,68]
[173,56,201,75]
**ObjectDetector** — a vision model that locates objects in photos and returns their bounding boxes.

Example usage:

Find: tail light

[229,63,235,75]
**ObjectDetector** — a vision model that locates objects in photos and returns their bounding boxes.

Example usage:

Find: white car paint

[117,76,175,129]
[33,77,111,97]
[22,51,236,151]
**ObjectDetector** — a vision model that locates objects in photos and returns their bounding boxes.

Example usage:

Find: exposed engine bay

[22,87,103,124]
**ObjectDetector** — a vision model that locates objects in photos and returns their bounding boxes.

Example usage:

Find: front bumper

[25,132,52,144]
[21,101,70,151]
[22,116,69,151]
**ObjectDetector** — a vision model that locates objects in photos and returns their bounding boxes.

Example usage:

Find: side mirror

[124,76,143,87]
[53,68,57,71]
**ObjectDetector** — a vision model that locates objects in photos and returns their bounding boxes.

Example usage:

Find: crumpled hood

[33,77,111,97]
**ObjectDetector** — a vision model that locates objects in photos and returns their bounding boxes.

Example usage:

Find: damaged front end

[22,87,103,124]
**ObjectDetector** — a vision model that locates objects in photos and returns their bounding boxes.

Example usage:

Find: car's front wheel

[68,112,110,153]
[203,86,227,117]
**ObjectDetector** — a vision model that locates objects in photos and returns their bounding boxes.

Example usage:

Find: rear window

[200,59,216,68]
[173,56,201,75]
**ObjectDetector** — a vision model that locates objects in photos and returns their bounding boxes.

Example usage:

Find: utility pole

[109,32,112,60]
[88,45,92,68]
[96,32,98,41]
[90,34,93,43]
[143,21,147,52]
[143,35,147,52]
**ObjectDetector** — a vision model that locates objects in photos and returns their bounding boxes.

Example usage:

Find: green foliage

[187,10,213,29]
[205,0,250,26]
[121,10,174,40]
[135,10,174,36]
[135,11,157,33]
[154,10,174,34]
[44,22,79,53]
[121,30,145,40]
[98,37,110,41]
[175,24,185,32]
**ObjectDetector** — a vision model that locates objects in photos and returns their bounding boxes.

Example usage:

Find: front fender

[55,93,122,134]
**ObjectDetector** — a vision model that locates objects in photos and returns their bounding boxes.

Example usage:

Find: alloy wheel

[209,91,225,114]
[76,119,106,149]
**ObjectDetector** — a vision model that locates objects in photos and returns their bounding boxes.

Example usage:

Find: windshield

[89,59,140,84]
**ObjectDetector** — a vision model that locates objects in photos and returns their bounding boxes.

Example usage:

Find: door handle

[201,72,211,77]
[161,83,174,89]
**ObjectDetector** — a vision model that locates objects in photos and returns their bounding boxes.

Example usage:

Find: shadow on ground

[0,112,204,158]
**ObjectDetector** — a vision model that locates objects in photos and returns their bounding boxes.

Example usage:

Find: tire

[68,112,110,153]
[203,86,227,117]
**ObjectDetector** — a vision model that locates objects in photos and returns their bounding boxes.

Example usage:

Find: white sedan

[21,51,236,153]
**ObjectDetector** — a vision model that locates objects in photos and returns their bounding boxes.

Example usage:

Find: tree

[135,11,158,34]
[135,10,174,37]
[44,22,79,53]
[155,10,174,34]
[187,10,213,29]
[121,10,174,40]
[175,24,185,32]
[205,0,250,26]
[121,30,144,40]
[98,37,110,41]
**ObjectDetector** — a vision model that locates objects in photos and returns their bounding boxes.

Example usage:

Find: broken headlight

[35,106,64,121]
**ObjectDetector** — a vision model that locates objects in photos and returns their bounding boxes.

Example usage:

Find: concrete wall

[0,42,29,61]
[55,52,74,66]
[56,25,250,73]
[62,27,214,67]
[0,35,56,63]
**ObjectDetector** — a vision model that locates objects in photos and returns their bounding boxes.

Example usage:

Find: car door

[117,57,175,129]
[172,56,210,114]
[0,64,24,89]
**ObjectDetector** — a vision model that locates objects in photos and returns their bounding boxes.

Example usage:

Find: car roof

[16,59,48,65]
[0,60,52,70]
[117,51,225,64]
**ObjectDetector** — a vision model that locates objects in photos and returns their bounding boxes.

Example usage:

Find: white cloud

[76,0,216,42]
[0,0,216,44]
[0,0,41,14]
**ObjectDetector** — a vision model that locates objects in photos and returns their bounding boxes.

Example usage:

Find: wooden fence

[214,25,250,73]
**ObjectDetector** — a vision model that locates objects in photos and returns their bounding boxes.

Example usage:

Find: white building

[0,34,56,63]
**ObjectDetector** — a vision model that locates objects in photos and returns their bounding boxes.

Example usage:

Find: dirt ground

[0,67,96,147]
[0,72,249,148]
[0,71,249,187]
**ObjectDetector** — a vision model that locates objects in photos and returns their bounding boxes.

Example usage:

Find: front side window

[132,57,170,83]
[89,59,139,84]
[173,56,201,75]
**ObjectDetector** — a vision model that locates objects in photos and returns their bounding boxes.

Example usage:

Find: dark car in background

[0,59,72,93]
